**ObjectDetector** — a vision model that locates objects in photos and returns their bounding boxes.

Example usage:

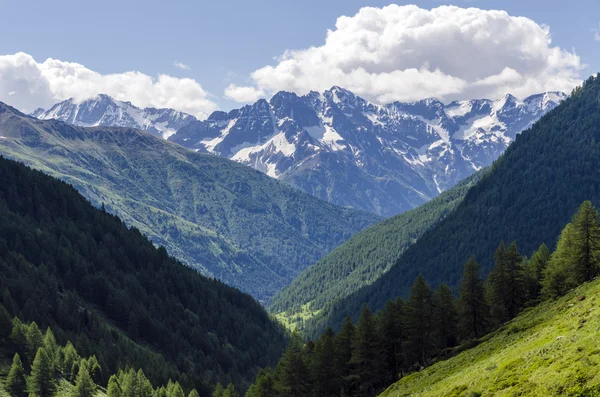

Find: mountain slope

[269,169,487,327]
[318,75,600,335]
[380,279,600,397]
[33,94,197,139]
[0,154,286,393]
[0,102,378,302]
[171,88,564,216]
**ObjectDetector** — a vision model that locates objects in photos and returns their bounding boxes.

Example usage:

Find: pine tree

[27,347,56,397]
[26,322,44,364]
[43,328,60,374]
[276,332,310,397]
[458,256,489,339]
[167,381,186,397]
[524,243,551,301]
[542,222,579,298]
[107,374,122,397]
[246,368,277,397]
[434,283,458,350]
[504,242,526,319]
[571,201,600,282]
[213,382,225,397]
[6,353,27,397]
[405,275,435,368]
[71,362,97,397]
[188,389,200,397]
[223,383,240,397]
[62,342,81,380]
[378,298,405,383]
[10,318,28,360]
[487,242,509,325]
[313,327,337,397]
[334,315,355,396]
[136,368,154,396]
[352,304,382,395]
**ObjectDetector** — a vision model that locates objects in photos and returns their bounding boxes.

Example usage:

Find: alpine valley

[36,88,566,217]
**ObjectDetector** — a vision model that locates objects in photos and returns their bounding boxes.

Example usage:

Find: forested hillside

[269,170,486,330]
[0,155,286,394]
[0,102,378,302]
[248,201,600,397]
[308,75,600,336]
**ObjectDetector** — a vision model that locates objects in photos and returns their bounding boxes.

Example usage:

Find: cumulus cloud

[224,84,265,103]
[0,52,217,118]
[228,5,583,103]
[173,61,191,71]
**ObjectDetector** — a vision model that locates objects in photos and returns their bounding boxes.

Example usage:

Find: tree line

[247,200,600,397]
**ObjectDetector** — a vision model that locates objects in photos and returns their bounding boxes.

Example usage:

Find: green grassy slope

[380,278,600,397]
[269,170,486,331]
[0,102,379,302]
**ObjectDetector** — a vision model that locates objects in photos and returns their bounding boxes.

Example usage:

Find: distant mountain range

[32,94,197,139]
[0,102,378,303]
[34,89,565,217]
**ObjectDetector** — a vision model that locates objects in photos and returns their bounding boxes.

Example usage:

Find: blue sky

[0,0,599,117]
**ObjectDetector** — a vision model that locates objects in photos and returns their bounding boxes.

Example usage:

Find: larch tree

[458,256,489,339]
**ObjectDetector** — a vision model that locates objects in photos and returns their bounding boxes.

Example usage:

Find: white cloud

[228,5,583,103]
[173,61,191,71]
[224,84,265,103]
[0,52,217,118]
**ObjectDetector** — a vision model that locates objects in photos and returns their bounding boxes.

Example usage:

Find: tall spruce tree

[334,315,356,396]
[6,353,27,397]
[487,242,509,325]
[434,283,458,350]
[524,243,551,301]
[71,362,97,397]
[378,298,405,383]
[26,322,44,364]
[571,201,600,283]
[276,332,310,397]
[107,374,121,397]
[27,347,56,397]
[313,327,338,397]
[405,275,435,368]
[542,223,578,298]
[458,256,489,339]
[352,305,382,395]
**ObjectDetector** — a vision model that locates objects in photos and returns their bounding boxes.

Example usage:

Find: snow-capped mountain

[170,87,566,217]
[32,94,197,139]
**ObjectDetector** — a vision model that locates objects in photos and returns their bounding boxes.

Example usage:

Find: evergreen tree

[542,222,578,298]
[62,342,81,380]
[334,315,355,396]
[504,242,526,319]
[276,332,310,397]
[405,275,435,368]
[434,284,458,350]
[223,383,240,397]
[245,368,276,397]
[571,201,600,282]
[313,327,337,397]
[487,242,509,325]
[378,298,405,384]
[107,374,122,397]
[6,353,27,397]
[26,321,44,364]
[27,347,56,397]
[458,256,489,339]
[0,303,12,341]
[10,318,28,360]
[524,243,550,301]
[167,381,186,397]
[213,382,225,397]
[352,304,382,395]
[43,328,60,374]
[188,389,200,397]
[71,362,97,397]
[136,369,155,396]
[87,355,102,384]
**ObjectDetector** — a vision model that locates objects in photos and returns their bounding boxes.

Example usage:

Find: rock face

[32,94,197,139]
[171,88,566,216]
